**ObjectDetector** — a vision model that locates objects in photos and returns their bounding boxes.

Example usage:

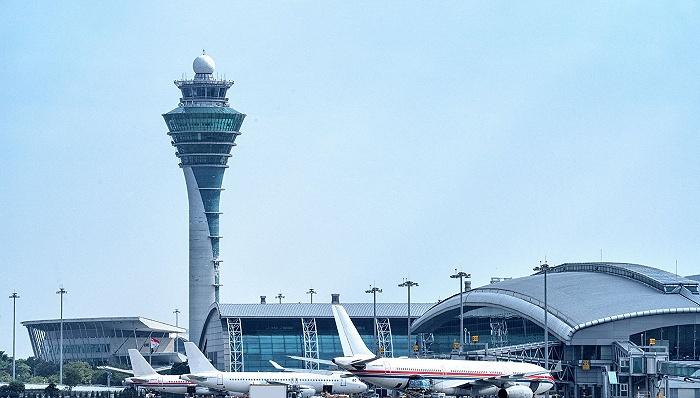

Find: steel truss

[301,318,320,370]
[227,318,244,372]
[376,318,394,357]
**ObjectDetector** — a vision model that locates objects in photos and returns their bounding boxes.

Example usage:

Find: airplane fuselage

[342,357,554,396]
[125,375,213,395]
[184,371,367,395]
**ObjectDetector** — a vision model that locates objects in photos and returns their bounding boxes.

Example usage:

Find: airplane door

[383,361,390,374]
[217,374,224,386]
[341,377,347,387]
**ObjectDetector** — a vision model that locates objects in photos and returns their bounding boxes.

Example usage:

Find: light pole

[173,309,180,353]
[398,280,418,355]
[365,285,382,354]
[56,287,68,385]
[9,292,19,380]
[276,293,285,304]
[533,262,550,370]
[306,288,317,304]
[449,270,471,353]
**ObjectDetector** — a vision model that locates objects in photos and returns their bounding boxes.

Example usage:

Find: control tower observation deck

[162,53,246,346]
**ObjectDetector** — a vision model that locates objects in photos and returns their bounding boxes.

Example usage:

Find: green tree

[0,381,25,398]
[63,361,93,387]
[45,382,60,397]
[0,370,11,382]
[28,375,49,384]
[14,360,32,382]
[27,357,59,377]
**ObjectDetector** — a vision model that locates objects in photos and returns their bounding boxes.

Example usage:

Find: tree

[0,370,11,383]
[27,357,59,377]
[45,382,60,397]
[0,381,25,398]
[29,375,49,384]
[63,361,93,387]
[13,360,32,382]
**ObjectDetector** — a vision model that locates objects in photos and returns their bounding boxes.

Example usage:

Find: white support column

[376,318,394,358]
[301,318,319,370]
[227,318,244,372]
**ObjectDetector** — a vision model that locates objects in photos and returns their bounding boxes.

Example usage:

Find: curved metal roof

[544,262,699,294]
[411,262,700,342]
[216,302,435,318]
[22,316,185,333]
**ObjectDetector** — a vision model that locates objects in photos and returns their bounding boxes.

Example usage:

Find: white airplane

[330,305,555,398]
[181,342,368,397]
[121,349,216,395]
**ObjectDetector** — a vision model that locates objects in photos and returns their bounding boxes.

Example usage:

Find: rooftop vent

[260,296,266,304]
[331,294,340,304]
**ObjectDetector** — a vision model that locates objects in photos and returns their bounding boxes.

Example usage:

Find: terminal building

[411,262,700,398]
[22,317,185,367]
[198,295,433,372]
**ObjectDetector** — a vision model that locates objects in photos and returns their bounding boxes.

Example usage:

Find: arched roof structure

[411,262,700,345]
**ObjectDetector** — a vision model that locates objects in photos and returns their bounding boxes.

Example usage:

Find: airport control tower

[163,53,246,346]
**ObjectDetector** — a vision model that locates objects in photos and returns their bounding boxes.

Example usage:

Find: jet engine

[295,387,316,398]
[497,385,534,398]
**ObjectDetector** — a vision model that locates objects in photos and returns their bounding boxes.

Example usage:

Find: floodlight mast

[365,285,382,354]
[533,261,551,370]
[398,280,419,355]
[306,288,317,304]
[56,287,68,385]
[173,308,181,353]
[9,292,19,380]
[449,270,471,352]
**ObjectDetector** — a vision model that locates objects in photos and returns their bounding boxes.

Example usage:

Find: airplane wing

[128,377,152,384]
[263,380,315,390]
[154,365,172,373]
[435,369,555,390]
[287,355,336,367]
[269,360,289,371]
[97,366,134,375]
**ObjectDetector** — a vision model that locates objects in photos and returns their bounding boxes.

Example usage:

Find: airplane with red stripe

[121,349,219,395]
[329,305,555,398]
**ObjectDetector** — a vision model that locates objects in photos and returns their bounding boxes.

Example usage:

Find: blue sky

[1,1,699,357]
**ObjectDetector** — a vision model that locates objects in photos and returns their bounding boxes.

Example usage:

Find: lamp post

[398,280,418,355]
[306,288,317,304]
[56,286,68,385]
[449,270,471,353]
[9,292,19,380]
[365,285,382,354]
[533,262,550,370]
[173,309,180,353]
[276,293,285,304]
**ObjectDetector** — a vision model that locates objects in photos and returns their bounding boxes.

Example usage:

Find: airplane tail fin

[128,349,157,377]
[332,305,374,358]
[184,342,218,373]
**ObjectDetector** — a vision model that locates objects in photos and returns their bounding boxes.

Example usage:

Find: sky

[1,1,699,358]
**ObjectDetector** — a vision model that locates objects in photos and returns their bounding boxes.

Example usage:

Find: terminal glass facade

[209,317,413,371]
[631,324,699,361]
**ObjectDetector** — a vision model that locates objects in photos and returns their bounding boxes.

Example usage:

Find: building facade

[199,298,434,372]
[23,317,185,367]
[162,53,246,346]
[411,262,700,398]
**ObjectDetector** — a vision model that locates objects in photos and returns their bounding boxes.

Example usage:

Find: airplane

[120,349,218,395]
[329,304,555,398]
[181,342,368,397]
